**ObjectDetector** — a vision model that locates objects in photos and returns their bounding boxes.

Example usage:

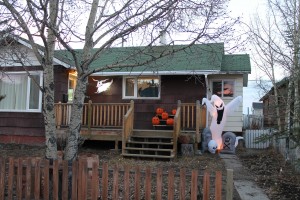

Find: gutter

[204,74,209,128]
[92,70,220,76]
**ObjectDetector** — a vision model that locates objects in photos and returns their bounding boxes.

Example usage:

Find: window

[123,76,160,99]
[0,71,43,112]
[212,80,234,97]
[68,71,77,102]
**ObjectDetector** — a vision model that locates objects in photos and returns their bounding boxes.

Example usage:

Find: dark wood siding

[87,75,206,129]
[0,66,69,140]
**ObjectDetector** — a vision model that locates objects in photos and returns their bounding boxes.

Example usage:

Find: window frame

[68,72,77,102]
[211,79,236,98]
[0,71,43,113]
[122,76,161,100]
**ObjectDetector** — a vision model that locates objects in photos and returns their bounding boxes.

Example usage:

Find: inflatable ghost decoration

[208,140,218,154]
[202,95,242,149]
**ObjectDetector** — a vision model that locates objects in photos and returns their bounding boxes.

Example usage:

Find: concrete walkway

[219,153,270,200]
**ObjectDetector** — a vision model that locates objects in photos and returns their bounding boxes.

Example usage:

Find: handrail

[181,102,206,130]
[196,100,201,143]
[173,100,181,157]
[54,101,131,129]
[122,100,134,155]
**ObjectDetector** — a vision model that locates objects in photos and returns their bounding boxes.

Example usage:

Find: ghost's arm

[202,97,215,116]
[225,96,242,115]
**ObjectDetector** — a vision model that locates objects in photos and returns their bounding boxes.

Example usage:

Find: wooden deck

[55,100,206,157]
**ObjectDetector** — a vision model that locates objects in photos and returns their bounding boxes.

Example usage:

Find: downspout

[205,74,209,128]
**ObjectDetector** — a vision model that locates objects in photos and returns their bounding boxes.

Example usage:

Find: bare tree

[0,0,240,161]
[248,0,300,148]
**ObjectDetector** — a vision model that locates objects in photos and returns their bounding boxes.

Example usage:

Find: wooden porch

[55,100,206,159]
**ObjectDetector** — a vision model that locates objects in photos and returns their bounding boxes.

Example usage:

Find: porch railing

[173,100,182,156]
[54,101,131,129]
[181,101,206,142]
[122,100,134,154]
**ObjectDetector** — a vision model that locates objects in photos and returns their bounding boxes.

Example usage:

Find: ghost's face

[214,99,224,111]
[208,140,218,154]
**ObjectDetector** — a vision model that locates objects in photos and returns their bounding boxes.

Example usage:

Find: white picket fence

[244,129,271,149]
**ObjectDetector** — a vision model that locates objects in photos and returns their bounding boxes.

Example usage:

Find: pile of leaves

[237,148,300,200]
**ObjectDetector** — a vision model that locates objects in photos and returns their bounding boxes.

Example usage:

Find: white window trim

[211,79,236,98]
[122,76,161,100]
[0,71,43,113]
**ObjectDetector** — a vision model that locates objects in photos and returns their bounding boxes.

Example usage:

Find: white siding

[0,45,41,67]
[206,74,244,133]
[0,44,65,67]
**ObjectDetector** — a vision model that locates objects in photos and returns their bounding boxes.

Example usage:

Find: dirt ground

[0,141,299,199]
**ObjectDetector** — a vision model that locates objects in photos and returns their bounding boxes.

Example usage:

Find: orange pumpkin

[166,118,174,125]
[156,107,164,115]
[161,112,169,120]
[171,109,177,115]
[152,116,160,125]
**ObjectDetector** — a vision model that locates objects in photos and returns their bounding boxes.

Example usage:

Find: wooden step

[122,153,175,159]
[122,129,176,160]
[124,147,173,152]
[132,129,173,137]
[127,141,173,145]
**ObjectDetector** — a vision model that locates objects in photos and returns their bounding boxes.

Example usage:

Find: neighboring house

[0,36,251,156]
[252,102,263,116]
[260,78,289,128]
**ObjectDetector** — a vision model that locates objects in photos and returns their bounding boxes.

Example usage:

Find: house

[260,78,288,128]
[0,36,251,158]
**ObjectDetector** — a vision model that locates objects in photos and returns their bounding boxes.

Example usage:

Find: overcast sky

[228,0,268,114]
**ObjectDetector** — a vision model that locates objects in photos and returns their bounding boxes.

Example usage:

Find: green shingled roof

[55,43,251,74]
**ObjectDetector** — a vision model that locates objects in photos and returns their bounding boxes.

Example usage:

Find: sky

[228,0,268,114]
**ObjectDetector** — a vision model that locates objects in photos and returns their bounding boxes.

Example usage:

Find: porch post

[56,101,62,129]
[87,100,92,135]
[195,100,201,152]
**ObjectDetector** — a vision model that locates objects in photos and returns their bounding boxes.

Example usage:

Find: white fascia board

[92,70,220,76]
[15,36,74,69]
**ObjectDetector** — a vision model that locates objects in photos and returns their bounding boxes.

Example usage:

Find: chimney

[159,30,167,45]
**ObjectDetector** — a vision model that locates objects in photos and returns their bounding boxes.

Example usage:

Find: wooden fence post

[34,159,41,200]
[71,160,78,200]
[226,169,233,200]
[179,168,186,200]
[145,167,152,200]
[168,168,175,200]
[7,158,14,200]
[101,163,108,199]
[134,166,141,200]
[203,171,210,200]
[124,165,130,200]
[112,165,119,199]
[215,171,222,200]
[43,159,50,200]
[191,169,198,200]
[0,157,5,200]
[156,168,163,200]
[91,161,99,200]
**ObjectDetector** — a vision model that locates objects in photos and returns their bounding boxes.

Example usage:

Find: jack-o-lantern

[152,116,160,125]
[171,109,177,115]
[156,107,164,115]
[161,112,168,120]
[166,118,174,125]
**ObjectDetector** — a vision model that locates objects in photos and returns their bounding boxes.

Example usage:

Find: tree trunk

[44,0,58,160]
[64,76,88,161]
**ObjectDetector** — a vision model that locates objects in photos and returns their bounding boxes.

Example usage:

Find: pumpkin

[171,109,177,115]
[156,107,164,115]
[161,112,169,120]
[152,116,160,125]
[166,118,174,125]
